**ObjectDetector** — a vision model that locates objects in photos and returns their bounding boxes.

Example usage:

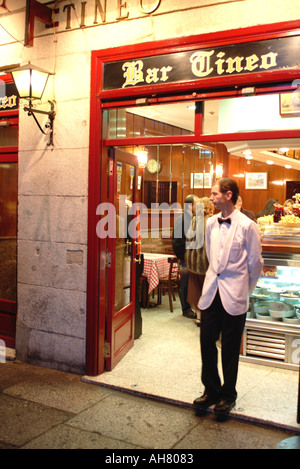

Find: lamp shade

[135,146,148,169]
[11,64,53,101]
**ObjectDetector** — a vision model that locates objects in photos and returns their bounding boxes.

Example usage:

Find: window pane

[0,162,17,301]
[0,124,18,147]
[203,93,300,134]
[105,102,195,139]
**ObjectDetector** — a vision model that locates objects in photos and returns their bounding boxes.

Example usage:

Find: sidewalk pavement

[0,360,299,450]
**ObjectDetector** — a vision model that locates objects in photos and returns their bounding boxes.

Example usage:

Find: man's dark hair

[218,178,239,205]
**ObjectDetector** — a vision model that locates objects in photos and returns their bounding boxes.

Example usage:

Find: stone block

[16,323,85,374]
[18,148,88,197]
[17,283,86,338]
[18,195,87,244]
[18,240,87,292]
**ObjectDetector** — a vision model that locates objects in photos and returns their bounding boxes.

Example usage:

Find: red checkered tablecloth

[142,253,175,293]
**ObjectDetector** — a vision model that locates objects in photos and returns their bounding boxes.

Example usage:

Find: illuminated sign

[0,82,18,110]
[103,36,300,90]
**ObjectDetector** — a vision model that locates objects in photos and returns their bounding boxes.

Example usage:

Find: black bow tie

[218,217,231,225]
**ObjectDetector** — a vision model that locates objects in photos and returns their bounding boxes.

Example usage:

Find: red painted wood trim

[86,55,106,376]
[25,0,54,47]
[0,153,18,162]
[0,300,17,314]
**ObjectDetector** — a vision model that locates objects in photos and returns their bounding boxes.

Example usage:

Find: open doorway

[87,75,300,377]
[94,93,300,375]
[99,137,300,372]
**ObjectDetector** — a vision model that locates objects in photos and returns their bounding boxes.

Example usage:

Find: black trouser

[179,262,191,314]
[200,290,246,402]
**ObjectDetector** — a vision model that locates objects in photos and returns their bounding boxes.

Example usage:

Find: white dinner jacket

[198,209,263,316]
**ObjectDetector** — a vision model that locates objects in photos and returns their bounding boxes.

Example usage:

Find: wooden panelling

[228,155,300,217]
[136,141,299,218]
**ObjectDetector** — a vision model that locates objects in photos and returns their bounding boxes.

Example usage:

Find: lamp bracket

[24,100,56,147]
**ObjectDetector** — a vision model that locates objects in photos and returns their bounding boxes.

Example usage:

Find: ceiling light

[135,146,148,169]
[266,160,274,165]
[279,147,289,153]
[285,164,292,169]
[216,163,223,179]
[273,181,284,186]
[244,154,253,160]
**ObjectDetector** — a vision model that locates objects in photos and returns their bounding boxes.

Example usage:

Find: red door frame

[0,73,19,348]
[86,19,300,376]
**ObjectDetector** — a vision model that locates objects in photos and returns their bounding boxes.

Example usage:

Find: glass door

[105,147,139,370]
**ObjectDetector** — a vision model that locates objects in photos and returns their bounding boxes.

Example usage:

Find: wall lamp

[10,63,55,146]
[135,146,148,169]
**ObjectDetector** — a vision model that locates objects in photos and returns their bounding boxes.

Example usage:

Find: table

[142,253,175,293]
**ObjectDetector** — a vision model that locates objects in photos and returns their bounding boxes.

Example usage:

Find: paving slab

[21,424,141,450]
[0,394,73,447]
[173,414,292,450]
[3,371,111,413]
[67,393,199,449]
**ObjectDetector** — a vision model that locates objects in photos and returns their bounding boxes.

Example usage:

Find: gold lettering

[0,95,17,109]
[94,0,106,24]
[244,54,259,72]
[215,52,225,75]
[190,50,214,78]
[160,66,172,82]
[139,0,161,14]
[117,0,129,20]
[226,56,244,74]
[8,95,17,107]
[0,96,8,108]
[146,68,160,84]
[145,66,172,84]
[260,52,278,70]
[122,61,144,88]
[63,3,75,30]
[80,1,87,28]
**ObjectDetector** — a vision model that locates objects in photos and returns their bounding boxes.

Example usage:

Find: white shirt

[217,210,235,263]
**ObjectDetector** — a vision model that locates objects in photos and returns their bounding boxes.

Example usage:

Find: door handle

[125,240,132,258]
[134,241,142,264]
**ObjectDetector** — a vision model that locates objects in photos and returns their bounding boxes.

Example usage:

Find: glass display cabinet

[241,224,300,370]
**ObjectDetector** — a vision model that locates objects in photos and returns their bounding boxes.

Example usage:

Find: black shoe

[193,394,219,416]
[183,310,197,319]
[213,399,236,421]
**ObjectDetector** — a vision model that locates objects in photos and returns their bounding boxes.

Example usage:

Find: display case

[241,224,300,370]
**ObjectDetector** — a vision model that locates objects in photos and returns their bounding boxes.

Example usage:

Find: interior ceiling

[129,102,300,171]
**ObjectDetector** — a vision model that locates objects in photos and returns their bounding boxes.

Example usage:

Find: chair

[139,276,160,308]
[158,257,180,312]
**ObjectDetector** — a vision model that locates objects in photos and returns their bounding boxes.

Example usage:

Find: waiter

[194,178,263,419]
